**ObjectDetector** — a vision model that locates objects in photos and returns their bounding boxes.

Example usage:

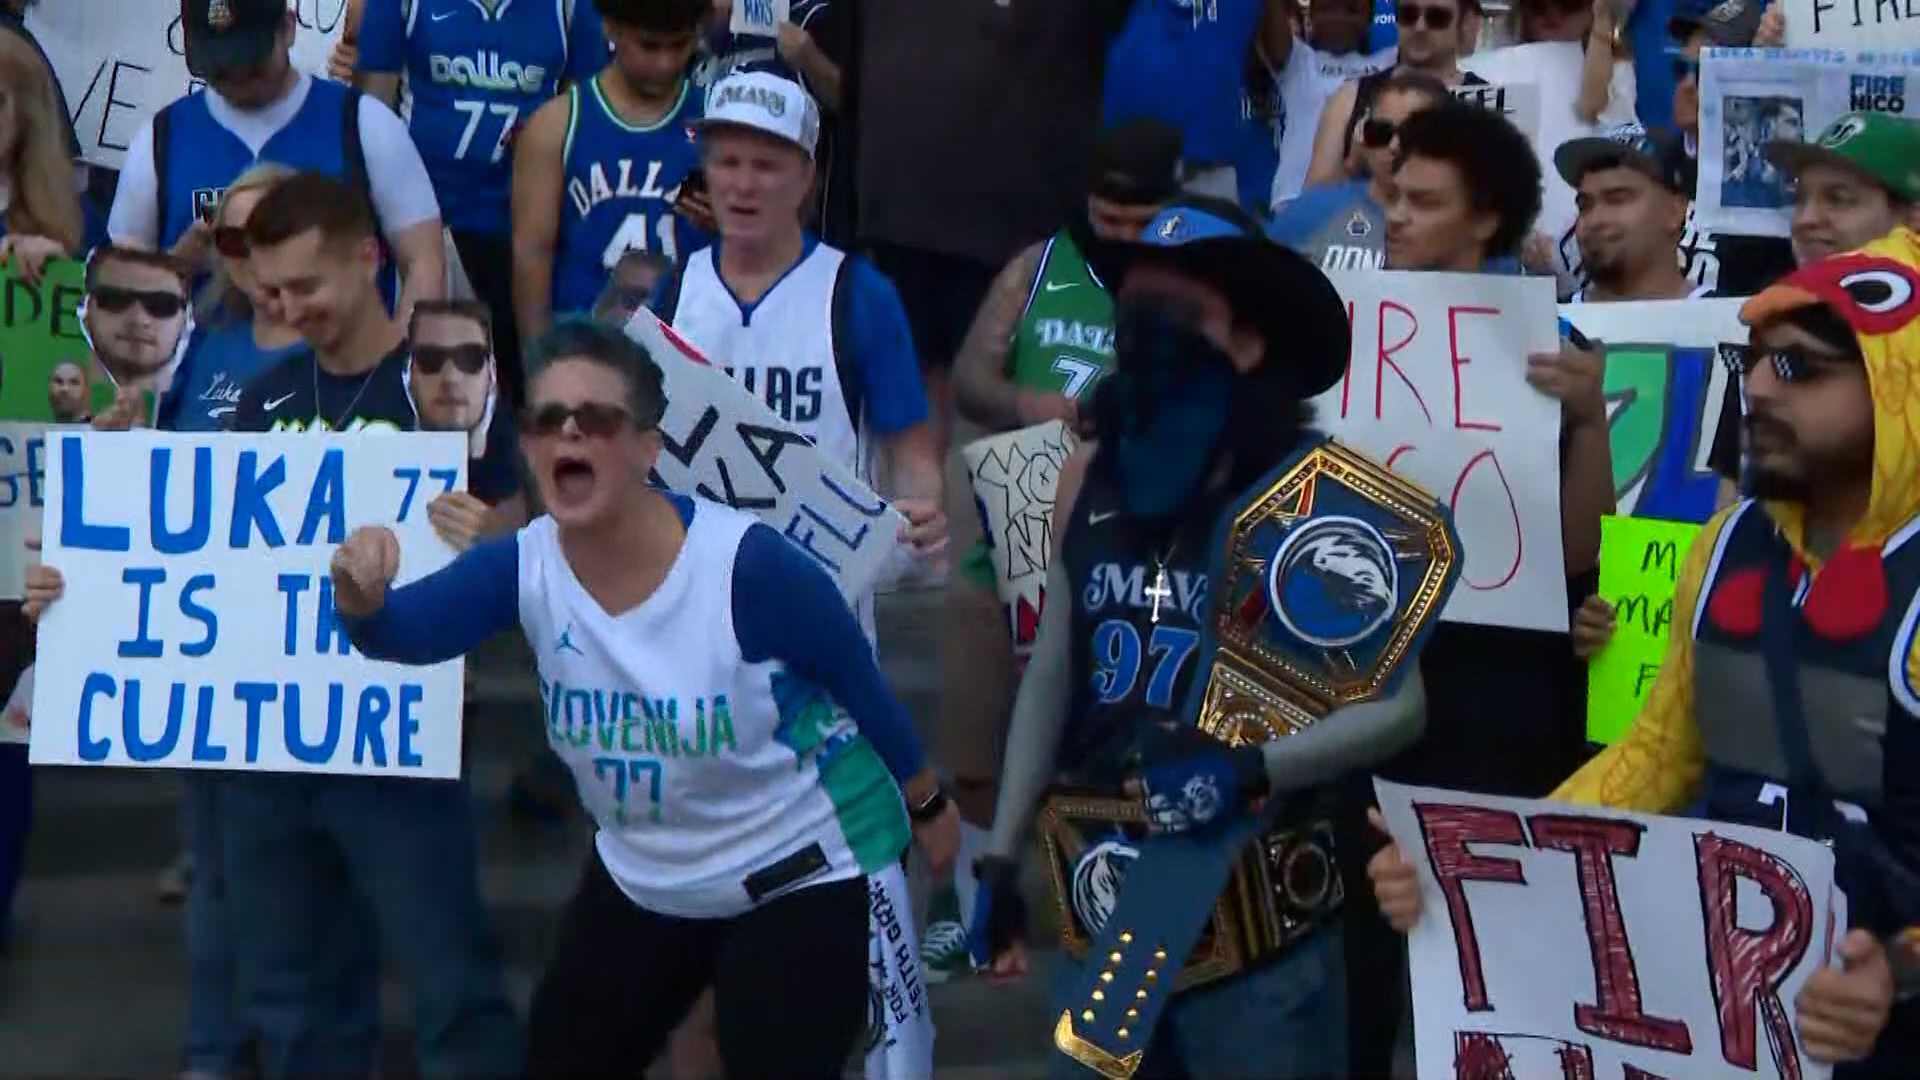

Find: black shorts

[867,242,998,371]
[526,854,869,1079]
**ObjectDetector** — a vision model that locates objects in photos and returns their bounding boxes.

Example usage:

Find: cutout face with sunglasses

[1728,317,1873,501]
[83,256,190,383]
[1393,0,1468,67]
[409,310,496,434]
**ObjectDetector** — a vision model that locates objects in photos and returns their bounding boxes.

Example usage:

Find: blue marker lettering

[277,573,311,657]
[315,576,350,656]
[119,567,167,658]
[397,683,424,768]
[283,683,342,766]
[179,574,219,658]
[26,436,46,507]
[60,437,131,552]
[76,671,116,761]
[230,450,287,548]
[783,510,847,575]
[233,681,275,763]
[150,445,213,555]
[820,473,888,518]
[122,680,183,763]
[297,449,347,545]
[190,682,227,762]
[353,685,390,767]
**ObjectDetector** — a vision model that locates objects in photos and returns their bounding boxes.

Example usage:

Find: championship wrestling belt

[1046,437,1460,1080]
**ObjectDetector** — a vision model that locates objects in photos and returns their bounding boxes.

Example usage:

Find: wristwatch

[909,787,951,823]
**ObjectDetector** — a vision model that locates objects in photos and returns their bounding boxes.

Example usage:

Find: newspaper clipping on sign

[1696,48,1920,238]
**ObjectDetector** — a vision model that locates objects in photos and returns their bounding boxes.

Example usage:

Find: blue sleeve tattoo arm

[732,524,927,781]
[343,534,521,664]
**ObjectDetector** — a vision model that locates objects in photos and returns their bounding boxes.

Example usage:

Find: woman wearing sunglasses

[1303,0,1483,188]
[330,319,958,1079]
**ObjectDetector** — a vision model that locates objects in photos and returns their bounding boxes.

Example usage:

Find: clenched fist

[1366,808,1425,932]
[330,526,401,619]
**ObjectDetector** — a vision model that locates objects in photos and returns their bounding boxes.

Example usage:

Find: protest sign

[623,309,906,602]
[1784,0,1920,50]
[1697,48,1920,238]
[1318,271,1565,632]
[1375,779,1844,1080]
[0,422,70,602]
[0,259,92,423]
[27,0,348,171]
[729,0,791,36]
[1453,81,1544,148]
[31,430,469,779]
[1464,42,1641,281]
[1586,516,1703,744]
[961,421,1077,654]
[1560,299,1747,524]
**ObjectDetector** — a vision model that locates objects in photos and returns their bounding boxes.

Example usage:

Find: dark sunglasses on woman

[1360,117,1399,149]
[411,343,492,376]
[521,401,638,438]
[89,286,187,319]
[212,226,250,260]
[1394,2,1455,29]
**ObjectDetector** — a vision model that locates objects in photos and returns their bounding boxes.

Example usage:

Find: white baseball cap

[697,71,820,158]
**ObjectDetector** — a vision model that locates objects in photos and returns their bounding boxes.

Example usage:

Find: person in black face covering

[963,195,1461,1079]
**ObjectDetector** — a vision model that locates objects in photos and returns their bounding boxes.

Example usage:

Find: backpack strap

[830,253,862,431]
[151,101,175,247]
[339,87,386,241]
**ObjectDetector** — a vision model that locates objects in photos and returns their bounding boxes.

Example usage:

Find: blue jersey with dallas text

[552,75,704,316]
[370,0,604,234]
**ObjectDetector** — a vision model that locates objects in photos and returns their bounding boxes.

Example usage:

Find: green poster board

[0,257,93,422]
[1585,515,1704,746]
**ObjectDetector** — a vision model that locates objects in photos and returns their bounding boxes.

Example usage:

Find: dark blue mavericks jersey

[373,0,605,234]
[552,74,704,316]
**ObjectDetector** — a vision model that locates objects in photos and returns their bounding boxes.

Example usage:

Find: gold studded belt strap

[1050,803,1281,1080]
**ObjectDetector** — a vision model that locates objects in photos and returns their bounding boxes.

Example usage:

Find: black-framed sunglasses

[1718,342,1852,383]
[521,401,638,438]
[1394,2,1456,28]
[1360,117,1398,149]
[89,286,187,319]
[411,343,492,376]
[212,226,250,259]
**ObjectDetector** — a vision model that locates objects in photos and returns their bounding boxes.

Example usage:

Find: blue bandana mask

[1104,298,1235,520]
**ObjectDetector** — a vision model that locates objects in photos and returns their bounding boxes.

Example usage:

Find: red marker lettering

[1696,833,1812,1078]
[1447,305,1503,432]
[1415,801,1528,1012]
[1449,450,1523,591]
[1376,300,1429,424]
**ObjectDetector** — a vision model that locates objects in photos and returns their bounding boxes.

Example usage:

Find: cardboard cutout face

[80,258,192,385]
[407,310,495,435]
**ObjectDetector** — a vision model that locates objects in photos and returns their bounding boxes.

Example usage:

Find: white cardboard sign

[961,420,1076,654]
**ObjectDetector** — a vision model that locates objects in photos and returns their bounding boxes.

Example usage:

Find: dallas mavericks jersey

[671,241,860,474]
[553,75,703,315]
[156,77,362,252]
[397,0,580,234]
[518,501,907,917]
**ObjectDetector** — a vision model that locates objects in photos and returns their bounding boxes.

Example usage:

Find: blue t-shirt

[158,320,303,433]
[553,75,706,316]
[1267,179,1384,271]
[1102,0,1265,166]
[358,0,607,235]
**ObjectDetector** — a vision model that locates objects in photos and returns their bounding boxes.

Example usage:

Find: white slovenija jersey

[517,501,909,918]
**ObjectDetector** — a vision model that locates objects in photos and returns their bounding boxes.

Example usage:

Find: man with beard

[1556,124,1714,304]
[1373,229,1920,1077]
[968,195,1458,1077]
[81,246,195,426]
[44,361,87,423]
[406,300,524,533]
[1304,0,1483,188]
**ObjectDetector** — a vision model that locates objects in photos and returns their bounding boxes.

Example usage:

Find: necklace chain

[313,357,379,431]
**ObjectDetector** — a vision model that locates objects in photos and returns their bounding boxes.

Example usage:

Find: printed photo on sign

[1374,779,1845,1080]
[622,309,905,602]
[1315,271,1564,633]
[30,430,470,779]
[1719,95,1804,210]
[0,260,93,423]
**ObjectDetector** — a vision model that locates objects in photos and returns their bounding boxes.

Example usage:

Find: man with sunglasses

[1269,69,1446,271]
[218,173,526,1080]
[1303,0,1482,188]
[1373,231,1920,1078]
[106,0,446,316]
[406,301,528,550]
[81,246,196,430]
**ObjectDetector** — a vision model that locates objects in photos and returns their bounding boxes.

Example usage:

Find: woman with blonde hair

[0,24,96,283]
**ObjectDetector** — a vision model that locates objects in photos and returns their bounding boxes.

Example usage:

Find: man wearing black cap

[924,117,1181,982]
[966,195,1459,1078]
[1556,123,1716,303]
[105,0,445,315]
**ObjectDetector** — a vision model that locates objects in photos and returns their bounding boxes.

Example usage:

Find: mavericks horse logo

[1070,838,1140,935]
[1268,515,1398,648]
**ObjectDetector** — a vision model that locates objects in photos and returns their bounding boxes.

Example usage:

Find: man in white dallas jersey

[656,70,949,1080]
[333,320,960,1078]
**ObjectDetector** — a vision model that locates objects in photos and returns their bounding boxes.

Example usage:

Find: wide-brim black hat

[1081,195,1351,398]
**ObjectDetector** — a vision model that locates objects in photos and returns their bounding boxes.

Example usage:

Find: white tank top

[517,502,908,917]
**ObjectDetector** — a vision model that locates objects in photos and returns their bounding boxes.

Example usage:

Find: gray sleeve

[1257,671,1426,794]
[986,557,1076,861]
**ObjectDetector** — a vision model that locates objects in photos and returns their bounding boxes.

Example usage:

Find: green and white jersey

[1008,229,1117,397]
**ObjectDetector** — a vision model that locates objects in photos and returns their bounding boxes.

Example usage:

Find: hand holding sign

[330,526,401,619]
[1796,932,1896,1065]
[425,491,489,554]
[1526,338,1607,426]
[0,234,66,289]
[1365,807,1424,931]
[21,560,61,624]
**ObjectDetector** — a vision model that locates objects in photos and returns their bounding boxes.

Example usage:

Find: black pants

[449,227,527,410]
[527,855,870,1079]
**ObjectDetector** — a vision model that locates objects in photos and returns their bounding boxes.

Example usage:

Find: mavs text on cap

[1851,75,1907,115]
[714,83,787,118]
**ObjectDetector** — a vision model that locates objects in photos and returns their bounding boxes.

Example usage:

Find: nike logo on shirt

[431,10,458,20]
[1044,282,1077,293]
[264,392,297,411]
[1087,509,1118,524]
